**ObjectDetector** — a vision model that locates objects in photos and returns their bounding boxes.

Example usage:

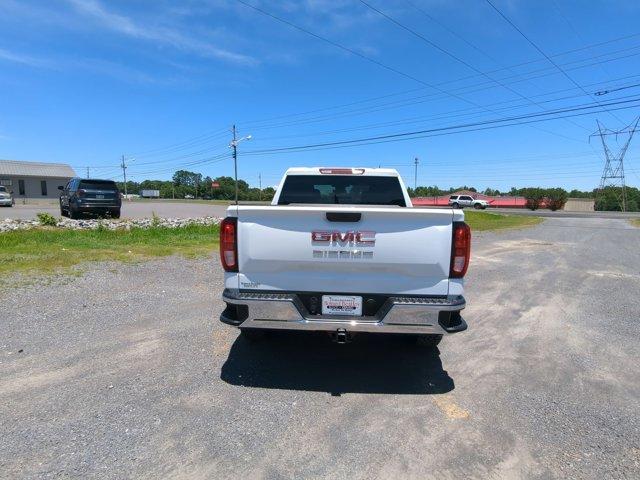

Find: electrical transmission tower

[592,118,639,212]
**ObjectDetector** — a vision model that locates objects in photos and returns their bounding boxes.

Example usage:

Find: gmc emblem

[311,230,376,245]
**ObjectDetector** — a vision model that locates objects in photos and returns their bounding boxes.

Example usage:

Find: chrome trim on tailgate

[222,289,466,335]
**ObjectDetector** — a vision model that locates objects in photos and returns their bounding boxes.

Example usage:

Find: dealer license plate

[321,295,362,316]
[96,194,104,199]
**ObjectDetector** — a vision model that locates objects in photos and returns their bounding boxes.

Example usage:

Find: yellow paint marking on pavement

[432,394,470,419]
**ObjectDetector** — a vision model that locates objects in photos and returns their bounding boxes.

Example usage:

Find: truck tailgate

[231,206,455,296]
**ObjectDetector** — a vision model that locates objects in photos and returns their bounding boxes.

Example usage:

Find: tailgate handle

[326,212,361,222]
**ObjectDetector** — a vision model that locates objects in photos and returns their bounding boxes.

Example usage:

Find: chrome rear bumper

[221,289,466,335]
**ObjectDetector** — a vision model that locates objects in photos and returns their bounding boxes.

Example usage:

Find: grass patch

[464,210,542,231]
[0,224,219,276]
[631,219,640,227]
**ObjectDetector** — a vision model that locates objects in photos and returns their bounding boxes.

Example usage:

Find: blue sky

[1,0,640,191]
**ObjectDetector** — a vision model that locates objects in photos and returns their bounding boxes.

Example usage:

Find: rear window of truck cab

[278,175,406,206]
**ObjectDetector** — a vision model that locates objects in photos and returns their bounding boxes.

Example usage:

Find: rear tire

[415,334,443,348]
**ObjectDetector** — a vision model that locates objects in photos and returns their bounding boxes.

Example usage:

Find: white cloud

[65,0,258,66]
[0,48,52,68]
[0,46,180,85]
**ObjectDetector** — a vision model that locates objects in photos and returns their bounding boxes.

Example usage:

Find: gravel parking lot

[1,217,639,479]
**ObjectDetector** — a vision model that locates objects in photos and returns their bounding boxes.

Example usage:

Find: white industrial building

[0,159,76,201]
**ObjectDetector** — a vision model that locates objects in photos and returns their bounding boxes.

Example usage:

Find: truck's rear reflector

[319,168,365,175]
[450,222,471,278]
[220,217,238,272]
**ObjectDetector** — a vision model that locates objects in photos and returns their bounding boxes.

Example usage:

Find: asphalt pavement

[489,207,640,219]
[4,201,640,221]
[1,201,229,220]
[1,217,639,479]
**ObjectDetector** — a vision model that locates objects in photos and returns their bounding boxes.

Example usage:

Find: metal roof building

[0,159,76,201]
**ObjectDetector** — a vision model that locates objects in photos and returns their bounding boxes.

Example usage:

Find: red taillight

[220,217,238,272]
[77,189,86,197]
[450,222,471,278]
[319,168,365,175]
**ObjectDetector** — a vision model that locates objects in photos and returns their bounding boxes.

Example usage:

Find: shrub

[546,188,568,211]
[522,188,544,210]
[151,211,161,227]
[36,212,58,226]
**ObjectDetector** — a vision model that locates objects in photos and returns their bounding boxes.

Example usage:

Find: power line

[242,96,640,155]
[241,101,639,156]
[595,82,640,97]
[484,0,625,125]
[113,31,640,166]
[248,85,640,144]
[398,0,603,134]
[359,0,600,136]
[235,0,435,89]
[114,36,640,167]
[235,0,585,143]
[92,88,639,178]
[551,0,617,87]
[240,31,640,128]
[127,128,229,158]
[403,0,502,66]
[244,45,640,133]
[130,145,230,167]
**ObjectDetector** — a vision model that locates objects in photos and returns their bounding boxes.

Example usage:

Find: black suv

[59,178,122,219]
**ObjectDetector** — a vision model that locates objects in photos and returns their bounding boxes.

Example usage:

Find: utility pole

[593,118,638,212]
[231,125,238,205]
[229,125,251,206]
[86,166,90,178]
[414,157,419,190]
[258,173,262,201]
[120,155,128,199]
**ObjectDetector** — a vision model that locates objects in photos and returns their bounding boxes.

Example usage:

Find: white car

[219,167,470,347]
[0,186,14,207]
[448,194,489,209]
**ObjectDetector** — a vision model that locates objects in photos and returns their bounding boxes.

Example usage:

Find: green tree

[411,185,444,197]
[568,189,593,199]
[172,170,203,197]
[595,186,640,211]
[262,187,276,202]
